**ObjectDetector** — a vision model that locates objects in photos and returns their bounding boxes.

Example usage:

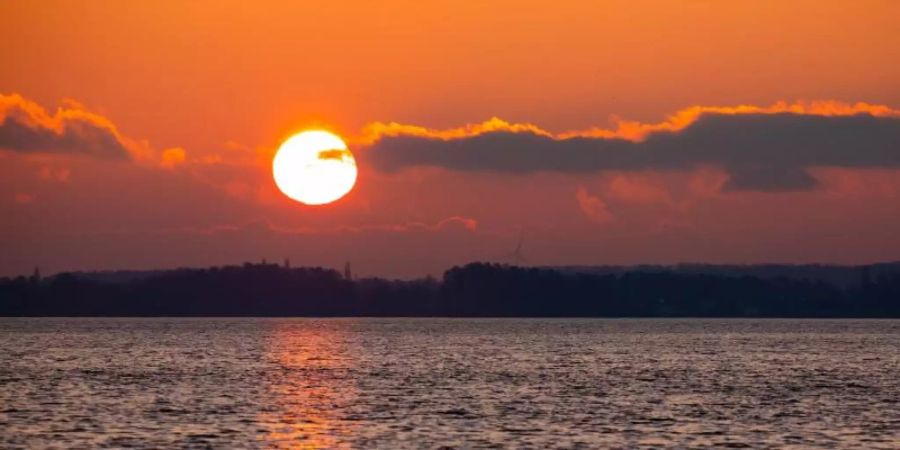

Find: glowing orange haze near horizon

[2,1,900,278]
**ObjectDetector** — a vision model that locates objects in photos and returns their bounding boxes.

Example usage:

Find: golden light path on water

[259,322,357,448]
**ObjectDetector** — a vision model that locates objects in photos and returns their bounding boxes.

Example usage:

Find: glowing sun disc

[272,130,357,205]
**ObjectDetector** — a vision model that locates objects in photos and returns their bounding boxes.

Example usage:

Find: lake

[1,318,898,448]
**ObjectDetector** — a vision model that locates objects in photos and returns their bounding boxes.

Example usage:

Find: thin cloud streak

[55,216,480,238]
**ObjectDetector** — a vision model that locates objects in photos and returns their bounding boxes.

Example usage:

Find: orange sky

[2,1,900,277]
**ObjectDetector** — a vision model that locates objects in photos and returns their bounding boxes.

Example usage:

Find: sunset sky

[3,1,900,278]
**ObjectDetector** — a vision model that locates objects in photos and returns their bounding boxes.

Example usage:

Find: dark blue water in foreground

[1,318,899,448]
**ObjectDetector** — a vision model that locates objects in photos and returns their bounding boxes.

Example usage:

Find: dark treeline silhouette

[1,262,899,317]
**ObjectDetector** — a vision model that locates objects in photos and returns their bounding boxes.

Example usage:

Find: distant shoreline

[3,262,899,318]
[4,315,900,319]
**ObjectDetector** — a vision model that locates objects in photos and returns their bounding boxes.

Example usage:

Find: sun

[272,130,357,205]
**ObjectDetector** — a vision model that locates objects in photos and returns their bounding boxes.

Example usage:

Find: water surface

[1,318,898,448]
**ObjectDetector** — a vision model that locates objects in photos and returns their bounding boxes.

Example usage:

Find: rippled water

[1,318,899,448]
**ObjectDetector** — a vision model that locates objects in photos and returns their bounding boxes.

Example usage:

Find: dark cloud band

[364,113,900,191]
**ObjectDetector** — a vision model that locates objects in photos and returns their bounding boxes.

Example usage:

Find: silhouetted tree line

[1,262,898,317]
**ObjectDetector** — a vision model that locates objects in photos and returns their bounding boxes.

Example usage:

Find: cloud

[576,187,614,224]
[117,216,481,237]
[0,93,131,159]
[361,101,900,191]
[160,147,187,168]
[38,166,71,183]
[278,215,479,234]
[317,148,354,162]
[13,193,35,204]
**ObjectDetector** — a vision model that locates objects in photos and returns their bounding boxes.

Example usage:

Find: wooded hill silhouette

[1,262,898,317]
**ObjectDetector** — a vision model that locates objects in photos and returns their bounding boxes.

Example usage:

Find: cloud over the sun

[361,101,900,191]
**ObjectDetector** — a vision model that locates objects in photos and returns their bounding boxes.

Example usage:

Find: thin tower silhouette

[343,261,352,280]
[503,232,528,264]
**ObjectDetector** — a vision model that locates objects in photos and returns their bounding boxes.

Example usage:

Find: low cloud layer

[363,103,900,191]
[0,94,131,159]
[165,216,478,236]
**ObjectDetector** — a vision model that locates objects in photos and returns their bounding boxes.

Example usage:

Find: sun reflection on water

[258,320,359,449]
